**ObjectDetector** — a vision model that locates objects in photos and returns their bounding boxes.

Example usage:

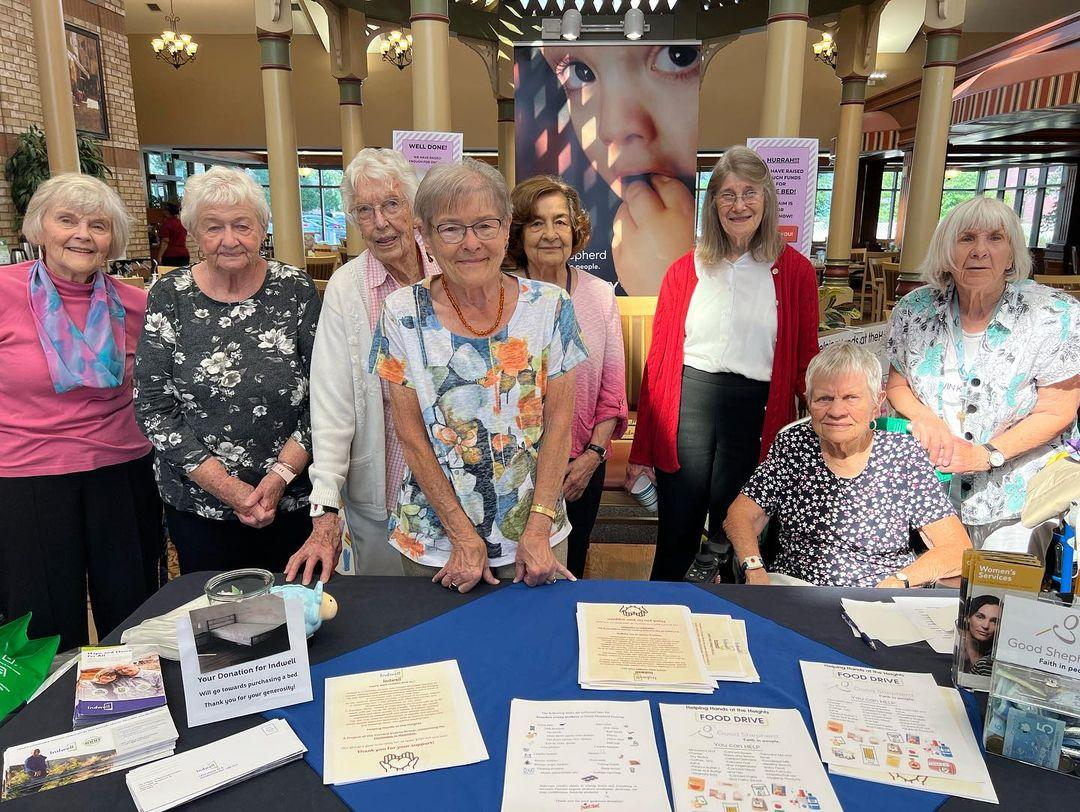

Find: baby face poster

[515,42,701,295]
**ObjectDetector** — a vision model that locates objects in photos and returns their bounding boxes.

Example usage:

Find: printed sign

[996,595,1080,679]
[392,130,463,177]
[747,137,819,258]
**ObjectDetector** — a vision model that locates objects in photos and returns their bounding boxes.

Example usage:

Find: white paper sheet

[892,597,961,655]
[500,699,671,812]
[690,614,760,683]
[660,704,842,812]
[840,599,924,646]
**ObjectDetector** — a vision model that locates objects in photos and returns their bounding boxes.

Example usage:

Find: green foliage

[818,286,863,331]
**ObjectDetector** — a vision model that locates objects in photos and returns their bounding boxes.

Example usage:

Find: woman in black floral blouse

[723,343,971,588]
[135,167,323,574]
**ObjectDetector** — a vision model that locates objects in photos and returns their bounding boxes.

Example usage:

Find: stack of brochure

[73,644,167,729]
[690,613,760,684]
[126,719,306,812]
[576,603,715,693]
[1,707,178,801]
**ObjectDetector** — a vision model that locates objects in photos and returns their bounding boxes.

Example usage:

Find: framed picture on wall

[64,24,109,138]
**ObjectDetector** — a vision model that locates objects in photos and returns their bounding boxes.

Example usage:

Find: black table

[1,575,1072,810]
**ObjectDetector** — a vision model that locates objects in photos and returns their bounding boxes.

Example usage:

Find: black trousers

[565,460,607,579]
[165,505,312,575]
[0,452,163,650]
[652,368,768,582]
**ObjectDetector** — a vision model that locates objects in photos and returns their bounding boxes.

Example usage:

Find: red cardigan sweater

[629,245,820,472]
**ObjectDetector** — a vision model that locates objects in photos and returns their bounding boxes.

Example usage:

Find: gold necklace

[441,275,504,337]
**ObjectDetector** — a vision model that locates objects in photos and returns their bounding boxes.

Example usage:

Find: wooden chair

[114,276,145,290]
[849,248,867,264]
[305,254,339,281]
[314,278,329,297]
[880,261,900,320]
[1034,274,1080,293]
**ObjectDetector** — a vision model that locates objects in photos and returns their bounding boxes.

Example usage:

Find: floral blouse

[134,262,320,519]
[369,275,588,568]
[742,424,956,588]
[888,280,1080,525]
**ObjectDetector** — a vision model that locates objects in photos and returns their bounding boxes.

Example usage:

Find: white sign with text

[996,595,1080,679]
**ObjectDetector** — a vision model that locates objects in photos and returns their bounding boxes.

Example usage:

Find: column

[759,0,809,137]
[256,5,304,268]
[30,0,79,173]
[898,0,966,295]
[410,0,452,131]
[497,98,515,188]
[339,79,365,256]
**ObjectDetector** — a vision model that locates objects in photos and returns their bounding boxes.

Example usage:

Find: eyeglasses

[350,198,404,223]
[717,189,761,207]
[435,218,503,244]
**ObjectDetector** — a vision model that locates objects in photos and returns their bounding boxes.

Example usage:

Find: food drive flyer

[659,704,842,812]
[799,662,983,783]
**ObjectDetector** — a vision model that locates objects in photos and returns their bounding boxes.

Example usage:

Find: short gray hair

[341,148,419,224]
[180,166,270,236]
[805,342,882,400]
[919,195,1032,290]
[22,173,130,260]
[697,146,785,265]
[413,158,511,236]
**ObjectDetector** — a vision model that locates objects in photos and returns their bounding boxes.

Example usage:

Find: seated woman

[723,343,971,588]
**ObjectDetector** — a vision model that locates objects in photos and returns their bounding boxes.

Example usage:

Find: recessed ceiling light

[146,2,161,11]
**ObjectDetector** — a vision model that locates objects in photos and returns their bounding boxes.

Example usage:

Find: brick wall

[0,0,148,257]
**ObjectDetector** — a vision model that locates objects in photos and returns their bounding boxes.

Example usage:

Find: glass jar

[203,568,275,604]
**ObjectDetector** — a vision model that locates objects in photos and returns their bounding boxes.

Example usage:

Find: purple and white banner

[747,137,818,258]
[392,130,463,178]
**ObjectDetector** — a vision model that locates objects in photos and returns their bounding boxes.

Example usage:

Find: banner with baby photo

[514,42,701,295]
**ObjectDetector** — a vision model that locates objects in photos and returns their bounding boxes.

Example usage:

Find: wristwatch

[893,571,911,588]
[740,555,765,575]
[983,443,1006,470]
[269,461,297,485]
[586,443,608,462]
[309,504,340,518]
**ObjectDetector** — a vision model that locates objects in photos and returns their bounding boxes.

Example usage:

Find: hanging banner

[392,130,464,178]
[746,137,818,258]
[515,42,701,295]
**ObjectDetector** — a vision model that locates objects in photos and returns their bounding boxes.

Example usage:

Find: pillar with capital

[898,0,966,295]
[256,0,304,268]
[30,0,79,172]
[410,0,452,132]
[823,3,884,288]
[759,0,809,138]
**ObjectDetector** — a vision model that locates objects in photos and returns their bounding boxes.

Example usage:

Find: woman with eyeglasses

[369,159,587,593]
[300,149,440,582]
[626,146,820,581]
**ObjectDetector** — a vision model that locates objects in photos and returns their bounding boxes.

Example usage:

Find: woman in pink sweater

[0,175,161,650]
[509,176,628,577]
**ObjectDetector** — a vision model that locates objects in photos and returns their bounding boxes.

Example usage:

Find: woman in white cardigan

[285,149,439,582]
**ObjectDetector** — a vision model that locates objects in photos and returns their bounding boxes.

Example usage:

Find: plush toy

[270,581,338,638]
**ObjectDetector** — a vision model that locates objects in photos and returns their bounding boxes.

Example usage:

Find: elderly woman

[298,149,440,582]
[369,159,587,592]
[887,196,1080,552]
[627,146,820,581]
[135,166,321,574]
[0,174,161,649]
[507,175,628,578]
[724,343,971,588]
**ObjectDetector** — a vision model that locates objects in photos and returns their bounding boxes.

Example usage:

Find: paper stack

[73,645,167,729]
[1,706,178,801]
[577,603,714,693]
[126,719,306,812]
[691,614,760,684]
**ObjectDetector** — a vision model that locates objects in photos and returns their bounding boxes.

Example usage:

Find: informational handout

[800,662,990,786]
[840,599,923,647]
[500,699,671,812]
[323,659,488,786]
[577,603,713,693]
[660,704,842,812]
[176,593,312,727]
[892,597,961,655]
[691,614,760,683]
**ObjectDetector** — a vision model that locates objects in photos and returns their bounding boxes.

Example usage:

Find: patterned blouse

[369,275,588,568]
[134,262,321,519]
[888,280,1080,525]
[741,424,955,588]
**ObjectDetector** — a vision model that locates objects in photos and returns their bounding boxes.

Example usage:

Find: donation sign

[747,137,818,257]
[392,130,463,178]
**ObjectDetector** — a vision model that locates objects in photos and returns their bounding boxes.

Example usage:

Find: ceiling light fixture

[555,8,651,41]
[812,32,836,69]
[150,0,198,70]
[380,30,413,70]
[560,9,582,40]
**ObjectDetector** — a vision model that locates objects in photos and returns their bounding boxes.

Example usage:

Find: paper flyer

[660,704,842,812]
[323,659,488,785]
[691,614,752,681]
[892,597,961,655]
[500,699,671,812]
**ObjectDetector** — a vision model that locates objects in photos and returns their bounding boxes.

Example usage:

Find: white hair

[413,158,511,235]
[22,173,131,260]
[341,148,419,224]
[180,166,270,236]
[806,342,883,401]
[919,195,1032,290]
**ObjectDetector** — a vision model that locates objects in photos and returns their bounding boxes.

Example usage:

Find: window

[877,168,903,242]
[813,170,833,243]
[975,163,1070,248]
[695,169,712,236]
[939,169,979,219]
[250,167,346,245]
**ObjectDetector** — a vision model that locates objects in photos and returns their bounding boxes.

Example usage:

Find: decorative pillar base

[822,260,853,287]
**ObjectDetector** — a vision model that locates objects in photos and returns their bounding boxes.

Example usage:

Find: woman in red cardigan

[626,146,819,581]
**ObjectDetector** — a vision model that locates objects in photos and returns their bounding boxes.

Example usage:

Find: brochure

[691,614,760,683]
[73,645,166,728]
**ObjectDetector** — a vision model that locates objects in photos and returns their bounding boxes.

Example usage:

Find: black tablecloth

[1,575,1072,810]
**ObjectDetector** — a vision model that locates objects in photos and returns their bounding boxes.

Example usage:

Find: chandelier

[380,31,413,71]
[151,1,198,70]
[812,31,837,69]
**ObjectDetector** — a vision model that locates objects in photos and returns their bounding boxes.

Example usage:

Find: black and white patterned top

[741,423,956,587]
[134,261,320,519]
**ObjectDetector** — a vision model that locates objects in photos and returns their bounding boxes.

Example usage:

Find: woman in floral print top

[134,168,322,574]
[887,197,1079,550]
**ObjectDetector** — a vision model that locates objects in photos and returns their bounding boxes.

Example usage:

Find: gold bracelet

[529,503,557,520]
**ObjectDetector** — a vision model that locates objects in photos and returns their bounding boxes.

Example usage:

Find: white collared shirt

[682,251,777,381]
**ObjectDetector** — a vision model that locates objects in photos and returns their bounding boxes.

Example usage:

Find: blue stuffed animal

[269,581,338,638]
